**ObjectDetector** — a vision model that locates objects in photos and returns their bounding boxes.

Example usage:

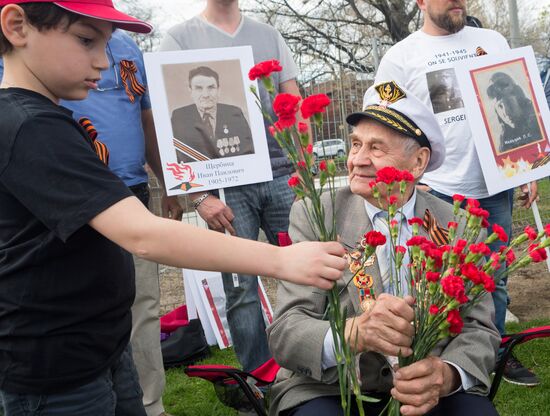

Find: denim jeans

[0,344,146,416]
[222,174,295,371]
[429,189,512,336]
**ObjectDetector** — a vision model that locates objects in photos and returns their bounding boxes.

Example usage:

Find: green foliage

[164,319,550,416]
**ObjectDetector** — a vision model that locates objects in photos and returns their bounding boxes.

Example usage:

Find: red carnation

[273,93,300,129]
[395,245,406,255]
[466,198,480,208]
[469,242,491,256]
[528,244,548,263]
[390,219,399,228]
[492,224,508,242]
[469,206,489,219]
[453,239,467,254]
[407,236,429,247]
[364,230,386,247]
[453,194,465,203]
[375,166,402,184]
[298,122,308,134]
[287,176,300,188]
[504,248,516,266]
[369,181,377,189]
[318,160,327,171]
[524,226,538,240]
[268,126,277,136]
[408,217,423,226]
[429,304,440,315]
[388,195,398,205]
[441,275,468,303]
[301,94,331,119]
[248,59,282,80]
[401,171,415,182]
[481,218,489,228]
[447,309,464,334]
[448,221,458,229]
[482,272,496,292]
[490,253,502,270]
[297,161,306,169]
[460,262,484,285]
[426,271,440,282]
[306,144,313,154]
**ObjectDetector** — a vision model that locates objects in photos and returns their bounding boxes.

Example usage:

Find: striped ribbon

[119,60,146,103]
[78,117,109,165]
[423,209,449,246]
[173,138,211,161]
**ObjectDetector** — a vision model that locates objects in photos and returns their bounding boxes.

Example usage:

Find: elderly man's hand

[345,293,414,356]
[391,357,460,416]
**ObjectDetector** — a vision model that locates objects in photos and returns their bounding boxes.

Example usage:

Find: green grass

[164,319,550,416]
[163,348,239,416]
[493,319,550,416]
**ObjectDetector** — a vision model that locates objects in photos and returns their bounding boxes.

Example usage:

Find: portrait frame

[455,46,550,195]
[144,46,272,196]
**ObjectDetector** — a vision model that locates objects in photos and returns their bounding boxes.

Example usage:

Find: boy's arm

[88,196,346,289]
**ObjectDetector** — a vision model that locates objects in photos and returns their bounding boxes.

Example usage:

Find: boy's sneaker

[502,354,540,386]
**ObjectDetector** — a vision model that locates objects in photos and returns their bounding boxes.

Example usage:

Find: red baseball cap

[0,0,153,33]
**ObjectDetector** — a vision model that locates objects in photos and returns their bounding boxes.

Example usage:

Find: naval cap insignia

[374,81,406,107]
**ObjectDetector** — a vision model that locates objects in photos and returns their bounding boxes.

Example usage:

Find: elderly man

[267,82,500,416]
[171,65,254,163]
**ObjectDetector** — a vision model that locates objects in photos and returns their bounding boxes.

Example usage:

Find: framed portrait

[144,46,272,196]
[455,46,550,195]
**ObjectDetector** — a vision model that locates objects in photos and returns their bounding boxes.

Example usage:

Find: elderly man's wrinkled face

[189,75,220,113]
[422,0,467,34]
[347,119,429,206]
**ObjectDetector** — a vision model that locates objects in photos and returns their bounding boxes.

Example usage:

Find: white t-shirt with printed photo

[375,26,510,198]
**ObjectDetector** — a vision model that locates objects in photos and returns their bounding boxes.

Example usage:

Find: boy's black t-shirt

[0,88,135,394]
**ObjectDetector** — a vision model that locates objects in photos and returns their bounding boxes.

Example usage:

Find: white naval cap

[346,81,446,172]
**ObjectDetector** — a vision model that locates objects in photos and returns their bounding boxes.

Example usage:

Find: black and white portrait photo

[163,60,255,163]
[426,68,464,114]
[485,71,542,153]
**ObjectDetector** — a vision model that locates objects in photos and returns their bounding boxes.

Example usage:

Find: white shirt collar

[363,190,418,225]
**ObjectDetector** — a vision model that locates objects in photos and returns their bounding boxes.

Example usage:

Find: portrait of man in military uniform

[426,68,464,114]
[171,65,254,162]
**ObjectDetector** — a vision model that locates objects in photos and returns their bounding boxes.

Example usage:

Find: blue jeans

[429,189,512,336]
[222,174,295,371]
[0,345,146,416]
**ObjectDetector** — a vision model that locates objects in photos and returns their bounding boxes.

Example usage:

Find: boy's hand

[345,294,415,356]
[391,357,460,416]
[275,242,346,290]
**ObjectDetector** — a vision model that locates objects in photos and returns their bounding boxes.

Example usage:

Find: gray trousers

[131,256,165,416]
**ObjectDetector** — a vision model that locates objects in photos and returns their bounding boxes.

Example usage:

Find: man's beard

[428,4,467,34]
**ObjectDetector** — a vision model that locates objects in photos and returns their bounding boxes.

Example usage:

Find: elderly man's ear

[411,147,431,180]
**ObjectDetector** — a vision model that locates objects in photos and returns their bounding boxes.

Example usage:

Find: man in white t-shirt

[159,0,305,373]
[375,0,539,387]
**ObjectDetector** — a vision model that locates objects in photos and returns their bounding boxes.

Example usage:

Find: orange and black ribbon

[119,60,146,103]
[423,209,449,246]
[78,117,109,166]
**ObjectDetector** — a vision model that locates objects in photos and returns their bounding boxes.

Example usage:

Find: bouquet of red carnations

[360,166,550,415]
[249,60,378,416]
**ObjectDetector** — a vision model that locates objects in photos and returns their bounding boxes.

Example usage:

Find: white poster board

[183,270,274,349]
[455,46,550,195]
[144,46,272,195]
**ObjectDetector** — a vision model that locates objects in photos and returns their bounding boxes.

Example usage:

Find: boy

[0,1,346,414]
